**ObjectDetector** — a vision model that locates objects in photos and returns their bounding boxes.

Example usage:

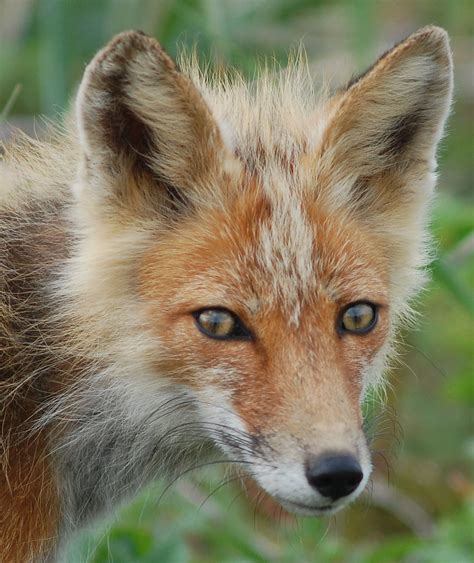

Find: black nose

[306,453,363,500]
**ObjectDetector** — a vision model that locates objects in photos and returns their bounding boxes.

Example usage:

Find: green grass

[63,476,474,562]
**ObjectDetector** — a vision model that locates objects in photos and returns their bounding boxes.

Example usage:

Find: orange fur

[1,434,59,563]
[139,189,389,433]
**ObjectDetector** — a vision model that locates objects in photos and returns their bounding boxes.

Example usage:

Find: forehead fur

[181,52,329,179]
[141,185,388,326]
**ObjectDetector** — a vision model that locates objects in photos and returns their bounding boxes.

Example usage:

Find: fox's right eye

[193,308,252,340]
[339,302,378,334]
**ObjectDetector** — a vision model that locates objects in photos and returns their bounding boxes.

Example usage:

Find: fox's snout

[261,450,367,515]
[237,410,371,514]
[306,453,363,501]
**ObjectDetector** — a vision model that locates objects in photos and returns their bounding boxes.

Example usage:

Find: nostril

[306,453,363,501]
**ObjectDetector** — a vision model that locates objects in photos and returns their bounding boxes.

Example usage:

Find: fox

[0,26,453,562]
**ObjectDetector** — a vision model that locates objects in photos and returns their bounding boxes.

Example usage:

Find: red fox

[0,26,452,561]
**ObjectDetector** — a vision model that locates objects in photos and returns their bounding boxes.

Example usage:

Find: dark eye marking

[193,308,253,341]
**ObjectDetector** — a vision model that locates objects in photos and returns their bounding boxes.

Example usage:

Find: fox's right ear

[75,31,229,215]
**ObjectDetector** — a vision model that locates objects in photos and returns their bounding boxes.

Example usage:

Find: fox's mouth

[277,498,344,516]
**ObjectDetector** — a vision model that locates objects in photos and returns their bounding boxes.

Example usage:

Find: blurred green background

[1,1,472,562]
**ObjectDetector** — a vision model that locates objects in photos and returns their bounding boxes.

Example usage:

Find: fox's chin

[277,498,348,517]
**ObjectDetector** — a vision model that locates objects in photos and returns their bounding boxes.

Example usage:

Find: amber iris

[194,308,251,340]
[341,302,377,334]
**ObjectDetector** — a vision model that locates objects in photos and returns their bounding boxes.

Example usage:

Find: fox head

[72,28,452,515]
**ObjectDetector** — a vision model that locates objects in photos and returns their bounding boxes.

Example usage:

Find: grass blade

[0,84,22,123]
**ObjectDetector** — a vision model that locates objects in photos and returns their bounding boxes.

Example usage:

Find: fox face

[137,194,389,513]
[72,28,452,515]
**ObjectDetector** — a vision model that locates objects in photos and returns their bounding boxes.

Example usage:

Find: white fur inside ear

[74,62,96,161]
[216,117,236,152]
[71,177,84,200]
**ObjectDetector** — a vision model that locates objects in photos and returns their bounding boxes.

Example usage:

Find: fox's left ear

[320,26,453,212]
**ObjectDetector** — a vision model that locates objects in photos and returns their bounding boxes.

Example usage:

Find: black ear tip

[110,29,151,41]
[408,25,451,57]
[114,29,154,45]
[81,30,167,90]
[92,30,162,67]
[415,25,449,41]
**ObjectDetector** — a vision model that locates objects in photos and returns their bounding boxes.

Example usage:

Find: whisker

[405,342,447,379]
[157,458,275,507]
[197,475,242,513]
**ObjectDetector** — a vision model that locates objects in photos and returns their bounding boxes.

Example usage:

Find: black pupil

[344,304,374,330]
[350,307,366,325]
[206,311,230,332]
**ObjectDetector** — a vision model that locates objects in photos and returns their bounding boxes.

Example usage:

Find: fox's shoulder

[0,139,73,389]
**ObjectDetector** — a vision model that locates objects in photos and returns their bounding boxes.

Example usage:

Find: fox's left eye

[339,302,378,334]
[193,308,252,340]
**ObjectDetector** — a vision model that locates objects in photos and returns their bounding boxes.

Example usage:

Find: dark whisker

[157,458,274,507]
[198,475,242,512]
[405,342,447,379]
[253,489,266,531]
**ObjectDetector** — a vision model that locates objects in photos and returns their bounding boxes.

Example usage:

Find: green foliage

[0,84,22,123]
[64,479,474,562]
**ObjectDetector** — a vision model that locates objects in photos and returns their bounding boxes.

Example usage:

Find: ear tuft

[75,31,226,211]
[321,25,453,182]
[76,31,165,173]
[317,26,453,302]
[346,26,450,90]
